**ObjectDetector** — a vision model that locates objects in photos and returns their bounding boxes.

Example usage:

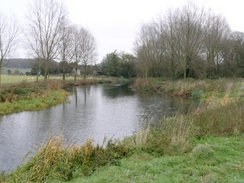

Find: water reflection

[0,84,195,173]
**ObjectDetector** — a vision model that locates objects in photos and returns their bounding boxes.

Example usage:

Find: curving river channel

[0,84,197,173]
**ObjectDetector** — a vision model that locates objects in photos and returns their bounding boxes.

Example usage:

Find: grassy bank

[0,76,131,115]
[133,77,244,100]
[1,78,244,182]
[60,135,244,183]
[0,79,69,115]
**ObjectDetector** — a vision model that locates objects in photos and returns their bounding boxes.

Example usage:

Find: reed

[4,136,129,182]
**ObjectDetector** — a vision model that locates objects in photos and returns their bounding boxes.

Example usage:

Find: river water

[0,84,196,173]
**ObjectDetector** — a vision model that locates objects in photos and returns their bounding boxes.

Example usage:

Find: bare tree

[228,31,244,76]
[71,25,82,81]
[204,12,230,77]
[133,1,235,79]
[0,13,20,84]
[79,28,97,79]
[58,21,74,80]
[25,0,67,80]
[175,2,207,79]
[71,26,97,80]
[134,22,159,78]
[155,9,180,79]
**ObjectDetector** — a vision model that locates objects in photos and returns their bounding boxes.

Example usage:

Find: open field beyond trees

[0,77,244,182]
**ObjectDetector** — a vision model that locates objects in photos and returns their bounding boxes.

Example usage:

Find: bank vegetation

[0,77,243,182]
[0,77,131,115]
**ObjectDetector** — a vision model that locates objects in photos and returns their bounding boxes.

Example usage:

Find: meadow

[0,75,130,84]
[1,75,40,83]
[0,75,83,84]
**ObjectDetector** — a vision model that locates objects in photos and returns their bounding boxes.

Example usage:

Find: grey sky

[0,0,243,62]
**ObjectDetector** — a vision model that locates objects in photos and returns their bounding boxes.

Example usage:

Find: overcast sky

[0,0,243,62]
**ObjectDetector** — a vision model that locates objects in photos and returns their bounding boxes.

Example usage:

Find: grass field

[0,75,41,83]
[0,75,78,84]
[0,75,130,84]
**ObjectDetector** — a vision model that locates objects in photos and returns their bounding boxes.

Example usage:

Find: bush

[192,90,204,99]
[191,144,214,159]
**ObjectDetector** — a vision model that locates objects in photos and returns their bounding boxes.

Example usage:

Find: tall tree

[79,28,97,79]
[204,12,230,77]
[134,23,159,78]
[25,0,67,80]
[71,26,97,80]
[120,52,136,78]
[176,2,206,79]
[58,21,73,80]
[100,50,121,77]
[229,31,244,76]
[155,9,180,79]
[0,13,20,84]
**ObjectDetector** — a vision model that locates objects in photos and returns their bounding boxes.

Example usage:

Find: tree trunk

[83,64,87,79]
[0,61,2,84]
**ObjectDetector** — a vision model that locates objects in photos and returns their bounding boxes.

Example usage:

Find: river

[0,84,196,173]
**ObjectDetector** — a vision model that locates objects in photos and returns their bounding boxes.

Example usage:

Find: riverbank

[133,77,244,101]
[0,78,244,182]
[59,135,244,183]
[0,76,132,115]
[0,79,69,115]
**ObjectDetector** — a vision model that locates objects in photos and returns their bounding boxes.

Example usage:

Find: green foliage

[192,90,205,99]
[100,51,136,78]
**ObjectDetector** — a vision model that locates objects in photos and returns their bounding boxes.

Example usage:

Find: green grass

[0,89,69,115]
[0,75,132,84]
[0,79,70,115]
[0,75,41,83]
[50,135,244,183]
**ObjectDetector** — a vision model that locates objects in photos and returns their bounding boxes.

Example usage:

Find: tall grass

[3,136,129,182]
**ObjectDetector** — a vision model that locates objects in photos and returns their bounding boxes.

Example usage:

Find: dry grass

[123,124,150,150]
[5,135,129,182]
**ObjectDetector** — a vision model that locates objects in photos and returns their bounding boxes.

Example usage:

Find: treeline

[3,59,36,68]
[133,2,244,79]
[2,1,244,81]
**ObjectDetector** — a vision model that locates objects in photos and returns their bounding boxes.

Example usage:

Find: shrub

[192,101,244,137]
[192,90,204,99]
[191,144,214,159]
[133,78,152,91]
